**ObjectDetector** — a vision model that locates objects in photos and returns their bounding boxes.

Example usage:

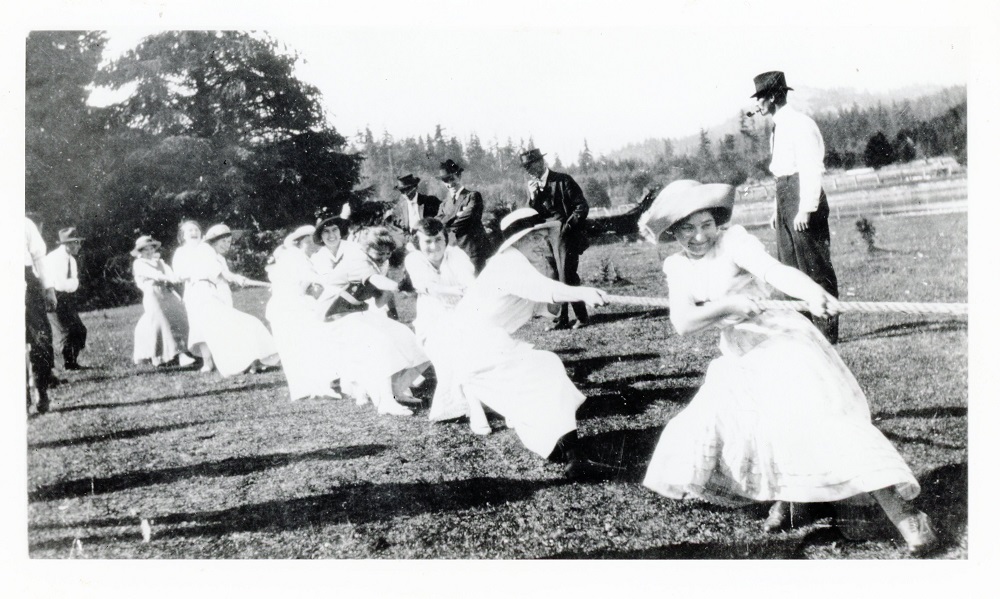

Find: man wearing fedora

[752,71,839,343]
[520,148,591,330]
[388,174,441,236]
[437,159,494,273]
[44,227,88,370]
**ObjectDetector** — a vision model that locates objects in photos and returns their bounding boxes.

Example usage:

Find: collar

[537,168,550,187]
[771,103,794,124]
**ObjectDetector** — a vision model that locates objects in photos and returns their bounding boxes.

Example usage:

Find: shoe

[571,320,587,330]
[395,393,423,406]
[896,511,938,556]
[763,501,791,533]
[547,321,571,331]
[35,387,50,415]
[64,362,81,371]
[377,399,413,416]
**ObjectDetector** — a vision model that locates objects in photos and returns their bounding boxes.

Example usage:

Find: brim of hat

[750,85,793,98]
[520,154,545,167]
[394,184,419,191]
[313,218,346,243]
[495,220,561,255]
[638,182,734,243]
[59,238,85,243]
[203,232,232,243]
[130,242,160,257]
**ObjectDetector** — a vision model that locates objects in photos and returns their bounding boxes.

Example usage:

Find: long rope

[604,294,968,316]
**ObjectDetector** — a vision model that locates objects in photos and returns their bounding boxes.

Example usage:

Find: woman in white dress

[315,226,430,416]
[403,217,476,346]
[265,225,342,400]
[425,209,614,479]
[131,235,192,366]
[638,180,938,556]
[171,221,279,376]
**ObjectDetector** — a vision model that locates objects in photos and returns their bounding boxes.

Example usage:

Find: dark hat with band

[751,71,793,98]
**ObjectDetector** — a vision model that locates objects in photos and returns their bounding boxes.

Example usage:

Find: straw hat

[494,208,562,255]
[57,227,85,244]
[637,180,735,243]
[130,235,161,258]
[203,224,233,243]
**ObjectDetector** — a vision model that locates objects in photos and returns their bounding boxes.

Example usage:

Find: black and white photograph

[5,0,996,596]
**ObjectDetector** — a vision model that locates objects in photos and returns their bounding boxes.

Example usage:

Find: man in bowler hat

[44,227,89,369]
[520,148,591,330]
[437,159,494,273]
[752,71,839,343]
[388,174,442,235]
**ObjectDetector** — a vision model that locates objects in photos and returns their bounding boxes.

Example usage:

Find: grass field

[26,212,968,559]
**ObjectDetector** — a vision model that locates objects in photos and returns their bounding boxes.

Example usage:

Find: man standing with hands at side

[44,227,89,370]
[752,71,839,343]
[520,148,590,330]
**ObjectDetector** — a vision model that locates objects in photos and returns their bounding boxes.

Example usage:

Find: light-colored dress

[425,248,585,457]
[403,245,476,345]
[265,247,342,399]
[172,241,279,377]
[314,242,429,403]
[643,225,919,506]
[132,256,188,364]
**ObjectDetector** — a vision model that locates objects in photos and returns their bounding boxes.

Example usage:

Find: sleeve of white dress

[794,114,826,213]
[450,248,477,288]
[494,251,573,304]
[25,219,51,288]
[725,226,784,281]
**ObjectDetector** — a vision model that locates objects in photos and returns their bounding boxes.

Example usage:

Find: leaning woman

[315,226,430,416]
[171,221,279,376]
[424,208,612,479]
[638,180,937,556]
[130,235,193,367]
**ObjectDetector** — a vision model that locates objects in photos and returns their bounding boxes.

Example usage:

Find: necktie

[67,255,72,279]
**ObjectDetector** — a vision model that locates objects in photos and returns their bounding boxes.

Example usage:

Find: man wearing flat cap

[44,227,88,370]
[752,71,839,343]
[388,174,441,235]
[520,148,591,330]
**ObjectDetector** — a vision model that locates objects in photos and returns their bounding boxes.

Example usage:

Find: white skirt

[133,286,188,364]
[427,323,583,457]
[267,294,342,400]
[643,311,920,506]
[184,283,279,377]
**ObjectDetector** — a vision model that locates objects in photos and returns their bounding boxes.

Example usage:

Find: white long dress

[403,245,476,345]
[265,247,343,399]
[313,242,429,403]
[172,241,279,377]
[425,248,585,457]
[132,256,188,364]
[643,225,920,506]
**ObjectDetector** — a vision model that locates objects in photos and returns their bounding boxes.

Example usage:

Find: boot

[895,511,939,556]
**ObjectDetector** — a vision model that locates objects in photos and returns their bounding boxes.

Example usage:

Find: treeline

[26,31,966,311]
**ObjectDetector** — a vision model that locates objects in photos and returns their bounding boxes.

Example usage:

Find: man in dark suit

[388,174,441,235]
[520,148,590,330]
[436,159,494,273]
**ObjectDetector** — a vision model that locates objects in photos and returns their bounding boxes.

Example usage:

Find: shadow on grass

[30,476,568,547]
[913,462,967,547]
[874,406,967,420]
[578,384,698,420]
[586,308,670,326]
[28,421,209,450]
[545,526,844,559]
[52,380,286,413]
[842,319,967,343]
[29,444,386,503]
[562,352,661,381]
[879,429,966,451]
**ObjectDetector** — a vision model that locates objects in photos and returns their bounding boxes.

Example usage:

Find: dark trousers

[775,174,839,343]
[48,291,87,367]
[556,250,588,325]
[25,268,55,390]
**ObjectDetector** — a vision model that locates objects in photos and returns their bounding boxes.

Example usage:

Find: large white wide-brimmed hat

[130,235,161,258]
[637,180,735,243]
[495,208,562,255]
[203,223,233,243]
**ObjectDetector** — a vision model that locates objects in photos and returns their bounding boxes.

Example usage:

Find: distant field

[27,211,967,559]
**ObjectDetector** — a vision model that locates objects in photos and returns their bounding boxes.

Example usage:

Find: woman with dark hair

[436,159,494,273]
[638,180,937,556]
[171,221,278,376]
[310,208,354,275]
[315,226,430,416]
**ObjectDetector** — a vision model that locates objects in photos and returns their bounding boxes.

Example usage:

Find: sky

[85,1,974,164]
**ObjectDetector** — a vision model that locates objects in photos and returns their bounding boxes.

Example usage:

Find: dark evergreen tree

[863,131,897,169]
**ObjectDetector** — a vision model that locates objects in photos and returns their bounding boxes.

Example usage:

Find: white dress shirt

[769,105,826,213]
[25,217,51,288]
[405,193,423,231]
[43,244,79,293]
